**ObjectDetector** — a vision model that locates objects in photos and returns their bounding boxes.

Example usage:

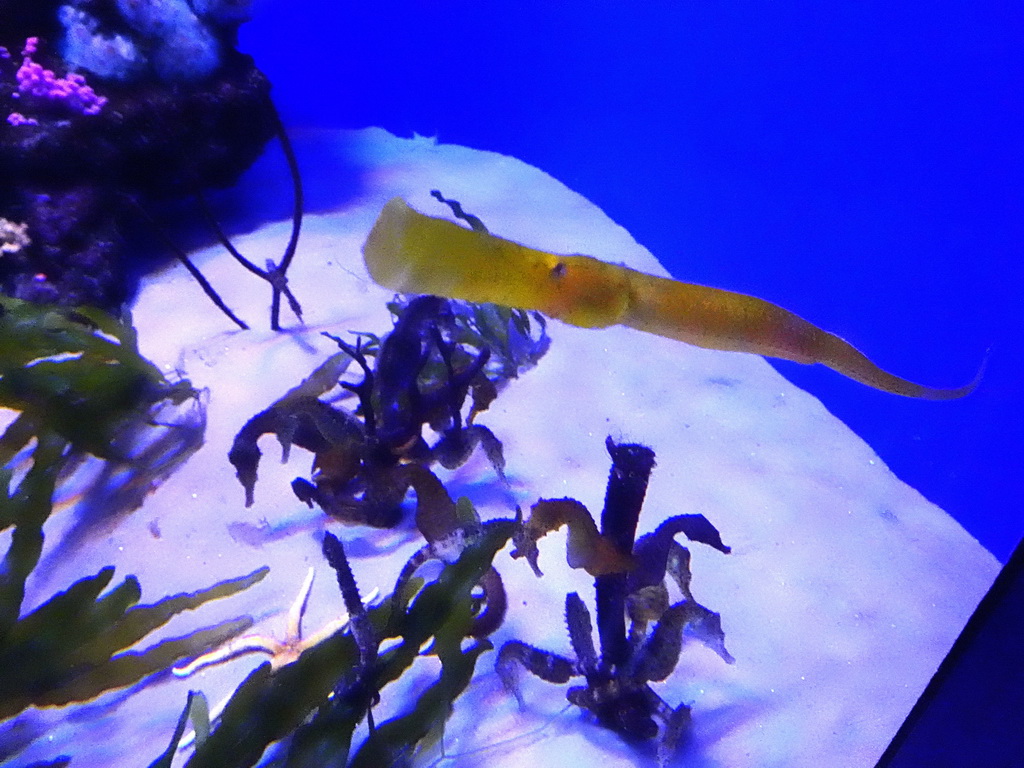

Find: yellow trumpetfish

[363,197,978,399]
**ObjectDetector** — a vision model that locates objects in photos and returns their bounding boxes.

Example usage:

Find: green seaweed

[0,296,196,459]
[151,690,212,768]
[0,299,195,622]
[174,515,514,768]
[0,299,266,728]
[349,639,489,767]
[0,430,65,639]
[0,562,268,720]
[180,605,386,768]
[348,524,508,767]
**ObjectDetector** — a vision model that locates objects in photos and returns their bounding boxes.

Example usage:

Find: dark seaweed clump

[500,437,734,766]
[229,293,548,528]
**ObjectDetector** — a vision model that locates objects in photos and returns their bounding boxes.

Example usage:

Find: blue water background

[238,1,1022,561]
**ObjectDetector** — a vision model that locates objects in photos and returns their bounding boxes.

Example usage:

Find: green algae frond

[0,298,266,726]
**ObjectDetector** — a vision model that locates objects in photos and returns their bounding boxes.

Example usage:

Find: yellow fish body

[363,197,978,399]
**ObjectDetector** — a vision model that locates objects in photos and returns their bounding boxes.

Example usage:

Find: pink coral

[6,112,39,126]
[9,36,108,120]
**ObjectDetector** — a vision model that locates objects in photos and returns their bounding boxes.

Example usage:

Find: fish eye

[550,262,567,279]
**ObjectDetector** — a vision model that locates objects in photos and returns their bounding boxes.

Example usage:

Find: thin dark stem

[192,97,305,331]
[323,532,366,624]
[274,105,304,276]
[268,101,305,331]
[175,253,250,331]
[429,190,488,233]
[191,98,305,331]
[269,280,282,332]
[132,200,249,330]
[322,532,377,670]
[194,189,266,278]
[325,333,377,435]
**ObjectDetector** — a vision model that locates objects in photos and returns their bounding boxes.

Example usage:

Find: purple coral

[1,19,277,312]
[10,37,108,119]
[6,112,39,127]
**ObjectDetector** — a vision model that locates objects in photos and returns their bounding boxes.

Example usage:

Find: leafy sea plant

[0,298,266,728]
[0,296,196,459]
[0,564,267,721]
[165,504,515,768]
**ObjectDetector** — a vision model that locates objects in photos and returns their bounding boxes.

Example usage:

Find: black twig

[430,190,488,233]
[322,532,376,670]
[194,190,266,279]
[131,95,305,333]
[132,200,249,330]
[269,102,305,330]
[324,333,377,435]
[190,98,305,332]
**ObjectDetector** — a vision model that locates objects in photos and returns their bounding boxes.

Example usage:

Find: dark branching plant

[229,291,547,528]
[499,437,734,766]
[0,297,267,728]
[139,103,305,332]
